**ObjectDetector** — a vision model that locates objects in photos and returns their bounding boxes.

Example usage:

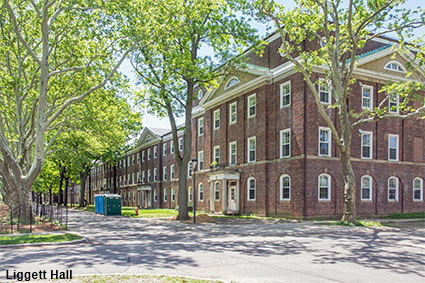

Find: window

[154,146,158,158]
[247,177,256,201]
[225,76,240,89]
[248,94,256,118]
[128,156,131,166]
[319,127,331,156]
[198,183,204,201]
[388,177,399,201]
[132,173,135,185]
[198,117,204,136]
[361,175,372,201]
[280,129,291,158]
[188,187,193,202]
[280,81,291,108]
[280,175,291,201]
[171,164,175,179]
[248,136,256,163]
[148,170,151,182]
[319,80,331,104]
[198,151,204,170]
[148,148,151,160]
[154,168,158,181]
[388,134,399,161]
[362,85,373,110]
[389,94,399,114]
[188,161,192,178]
[132,155,135,164]
[142,171,145,182]
[229,102,237,124]
[213,146,220,165]
[137,153,140,164]
[318,174,331,200]
[142,151,145,161]
[163,143,167,156]
[171,188,176,202]
[214,109,220,129]
[154,189,158,202]
[361,131,372,159]
[214,182,220,201]
[229,141,237,165]
[171,141,174,154]
[163,166,167,180]
[164,189,168,202]
[413,178,423,201]
[384,61,406,73]
[179,137,183,152]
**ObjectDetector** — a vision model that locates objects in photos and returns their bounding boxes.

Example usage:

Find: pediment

[136,128,159,147]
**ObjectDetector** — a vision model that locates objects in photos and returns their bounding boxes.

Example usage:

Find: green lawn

[121,208,180,218]
[0,233,82,245]
[380,212,425,219]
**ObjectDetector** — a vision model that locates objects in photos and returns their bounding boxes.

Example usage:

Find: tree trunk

[64,178,69,205]
[177,159,190,220]
[340,151,357,223]
[79,173,88,207]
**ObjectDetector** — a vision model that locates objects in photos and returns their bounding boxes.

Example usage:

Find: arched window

[224,76,240,89]
[280,174,291,201]
[413,178,423,201]
[188,186,193,202]
[318,174,331,200]
[361,175,373,201]
[384,61,406,73]
[388,177,399,201]
[247,177,256,201]
[198,183,204,202]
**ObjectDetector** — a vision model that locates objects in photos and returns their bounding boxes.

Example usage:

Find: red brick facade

[88,34,424,219]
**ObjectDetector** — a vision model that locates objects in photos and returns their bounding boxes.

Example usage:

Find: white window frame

[179,137,183,152]
[154,146,158,158]
[280,174,291,201]
[389,94,399,114]
[280,129,291,158]
[247,177,256,201]
[318,174,331,201]
[413,177,423,201]
[198,183,204,202]
[197,151,204,171]
[229,101,237,125]
[229,141,237,165]
[198,117,204,136]
[388,177,399,201]
[318,127,331,157]
[188,186,193,202]
[247,136,256,163]
[148,148,151,160]
[318,80,331,104]
[214,182,220,201]
[147,170,151,182]
[163,143,167,156]
[361,85,373,110]
[142,151,145,162]
[171,188,176,202]
[247,93,257,118]
[164,188,168,202]
[154,168,158,181]
[142,171,145,183]
[280,81,291,108]
[170,164,175,179]
[384,61,406,73]
[361,131,373,159]
[214,109,220,130]
[388,134,399,161]
[213,145,220,165]
[361,175,373,201]
[163,166,167,180]
[154,189,158,202]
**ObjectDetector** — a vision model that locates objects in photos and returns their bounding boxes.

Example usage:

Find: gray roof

[148,127,171,137]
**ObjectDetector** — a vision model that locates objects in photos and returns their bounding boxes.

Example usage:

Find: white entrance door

[228,186,237,211]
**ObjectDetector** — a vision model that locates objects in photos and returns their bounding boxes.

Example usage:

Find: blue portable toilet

[95,194,105,214]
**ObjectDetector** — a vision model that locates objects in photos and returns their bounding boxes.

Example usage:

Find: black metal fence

[0,203,68,234]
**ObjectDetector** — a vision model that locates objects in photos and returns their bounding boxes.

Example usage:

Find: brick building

[87,34,424,219]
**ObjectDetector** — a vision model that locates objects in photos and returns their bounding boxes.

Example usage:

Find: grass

[211,214,283,220]
[0,233,82,245]
[121,208,179,218]
[380,212,425,219]
[74,275,223,283]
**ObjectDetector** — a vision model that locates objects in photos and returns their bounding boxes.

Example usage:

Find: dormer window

[224,76,240,89]
[384,61,406,73]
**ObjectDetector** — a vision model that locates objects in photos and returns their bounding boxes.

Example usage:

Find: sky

[122,0,424,130]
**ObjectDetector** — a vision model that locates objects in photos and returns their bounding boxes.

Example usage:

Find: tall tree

[256,0,425,222]
[129,0,259,220]
[0,0,137,222]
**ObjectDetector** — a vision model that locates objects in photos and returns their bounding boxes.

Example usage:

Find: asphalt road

[1,209,424,283]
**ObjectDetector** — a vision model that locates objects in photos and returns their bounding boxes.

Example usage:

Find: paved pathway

[1,209,424,283]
